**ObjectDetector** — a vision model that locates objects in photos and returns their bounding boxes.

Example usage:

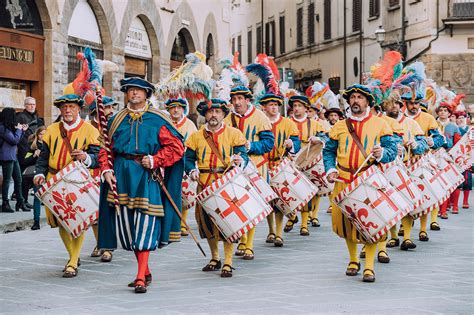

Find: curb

[0,217,48,234]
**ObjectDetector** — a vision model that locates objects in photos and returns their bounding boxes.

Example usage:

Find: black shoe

[31,221,40,230]
[23,202,33,210]
[15,202,31,212]
[2,201,14,213]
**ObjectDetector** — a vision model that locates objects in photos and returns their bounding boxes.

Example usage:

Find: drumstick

[305,142,312,160]
[354,153,373,177]
[154,170,206,257]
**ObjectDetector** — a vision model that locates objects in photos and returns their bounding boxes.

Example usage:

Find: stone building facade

[229,0,474,104]
[0,0,231,123]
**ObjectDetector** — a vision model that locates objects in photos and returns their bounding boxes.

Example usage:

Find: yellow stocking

[275,212,284,238]
[345,239,359,264]
[430,207,439,224]
[310,196,321,220]
[207,237,220,261]
[364,243,377,273]
[181,209,189,229]
[267,211,275,235]
[389,224,398,239]
[223,242,234,266]
[92,224,99,244]
[239,233,248,246]
[69,233,85,268]
[245,227,255,250]
[402,216,413,241]
[420,213,428,233]
[378,239,387,255]
[58,226,73,257]
[301,212,309,229]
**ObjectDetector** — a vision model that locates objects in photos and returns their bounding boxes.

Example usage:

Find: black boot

[2,201,14,213]
[23,201,33,210]
[15,202,31,212]
[31,220,40,230]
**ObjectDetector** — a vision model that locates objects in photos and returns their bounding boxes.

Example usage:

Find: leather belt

[337,163,371,174]
[48,167,59,175]
[200,167,226,174]
[117,153,145,160]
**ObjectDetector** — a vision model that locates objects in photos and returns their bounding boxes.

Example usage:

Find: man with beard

[403,91,444,240]
[284,95,327,235]
[224,86,274,260]
[98,77,185,293]
[325,107,344,128]
[33,94,100,278]
[383,93,428,250]
[185,98,249,277]
[260,93,301,247]
[166,97,198,236]
[17,97,44,210]
[323,84,398,282]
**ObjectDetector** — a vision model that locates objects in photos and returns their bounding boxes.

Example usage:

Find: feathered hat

[155,51,214,102]
[399,62,427,101]
[305,81,339,112]
[246,53,283,106]
[215,52,250,101]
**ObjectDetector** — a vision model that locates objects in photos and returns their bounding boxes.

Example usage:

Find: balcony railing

[450,0,474,18]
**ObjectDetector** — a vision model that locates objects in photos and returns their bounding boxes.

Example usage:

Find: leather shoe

[1,201,14,213]
[362,269,375,282]
[15,202,31,212]
[400,239,416,251]
[23,202,33,210]
[31,221,40,230]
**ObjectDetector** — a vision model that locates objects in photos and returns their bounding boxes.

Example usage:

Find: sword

[153,170,206,257]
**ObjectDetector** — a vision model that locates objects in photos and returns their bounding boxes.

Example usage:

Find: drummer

[284,95,327,235]
[33,94,100,278]
[260,93,301,247]
[87,96,117,263]
[224,86,274,259]
[165,97,198,236]
[403,87,445,240]
[185,98,249,278]
[323,84,398,282]
[384,92,428,251]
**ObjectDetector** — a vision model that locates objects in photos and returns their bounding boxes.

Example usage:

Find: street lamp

[375,26,386,45]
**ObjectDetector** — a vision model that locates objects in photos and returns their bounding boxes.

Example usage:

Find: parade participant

[384,92,428,250]
[435,102,461,219]
[403,89,445,239]
[98,77,185,293]
[87,96,117,262]
[165,97,198,236]
[260,93,301,246]
[455,111,472,209]
[185,98,249,277]
[284,95,327,235]
[33,94,100,278]
[224,86,274,259]
[325,107,345,128]
[323,84,398,282]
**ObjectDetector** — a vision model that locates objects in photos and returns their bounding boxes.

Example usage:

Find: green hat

[259,93,284,106]
[120,77,155,98]
[54,94,84,108]
[230,85,252,99]
[197,98,231,117]
[342,84,376,107]
[288,95,311,108]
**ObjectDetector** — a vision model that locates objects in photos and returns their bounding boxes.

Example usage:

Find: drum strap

[306,119,312,142]
[204,130,229,168]
[230,114,238,129]
[59,122,74,155]
[345,119,368,159]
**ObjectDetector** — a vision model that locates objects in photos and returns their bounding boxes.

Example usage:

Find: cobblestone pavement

[0,197,473,314]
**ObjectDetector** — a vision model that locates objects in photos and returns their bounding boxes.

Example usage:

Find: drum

[433,148,464,190]
[294,141,324,172]
[196,168,273,243]
[407,154,452,218]
[379,160,423,212]
[269,158,318,217]
[303,154,334,196]
[36,161,99,238]
[334,165,412,244]
[243,161,278,203]
[448,127,473,173]
[182,174,198,209]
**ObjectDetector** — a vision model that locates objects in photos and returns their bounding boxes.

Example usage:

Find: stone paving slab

[0,197,473,314]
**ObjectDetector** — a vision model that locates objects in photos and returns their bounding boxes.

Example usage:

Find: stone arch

[119,2,164,83]
[202,12,219,59]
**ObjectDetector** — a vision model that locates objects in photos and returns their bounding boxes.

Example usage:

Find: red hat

[454,111,467,118]
[436,102,454,114]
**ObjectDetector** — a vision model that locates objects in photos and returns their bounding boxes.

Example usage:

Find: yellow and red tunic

[175,116,198,141]
[265,115,300,169]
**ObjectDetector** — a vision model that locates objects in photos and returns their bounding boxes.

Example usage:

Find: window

[231,37,235,54]
[279,15,285,54]
[237,35,242,63]
[265,20,276,56]
[68,42,103,83]
[247,29,252,64]
[324,0,331,40]
[256,24,262,54]
[369,0,380,18]
[296,7,303,47]
[389,0,400,7]
[353,0,361,32]
[308,2,315,44]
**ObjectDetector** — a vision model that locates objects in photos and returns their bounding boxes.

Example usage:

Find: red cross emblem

[219,190,249,223]
[429,170,449,187]
[369,181,399,212]
[395,170,415,199]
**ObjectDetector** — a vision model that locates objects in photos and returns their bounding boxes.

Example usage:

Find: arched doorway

[170,28,195,71]
[0,0,45,114]
[205,33,216,75]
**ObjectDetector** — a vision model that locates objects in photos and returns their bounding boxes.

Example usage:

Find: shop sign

[0,45,34,63]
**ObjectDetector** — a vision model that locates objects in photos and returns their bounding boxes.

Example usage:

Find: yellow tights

[58,226,84,268]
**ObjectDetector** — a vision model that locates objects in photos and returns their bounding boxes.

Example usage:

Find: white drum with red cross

[243,160,278,203]
[196,168,273,243]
